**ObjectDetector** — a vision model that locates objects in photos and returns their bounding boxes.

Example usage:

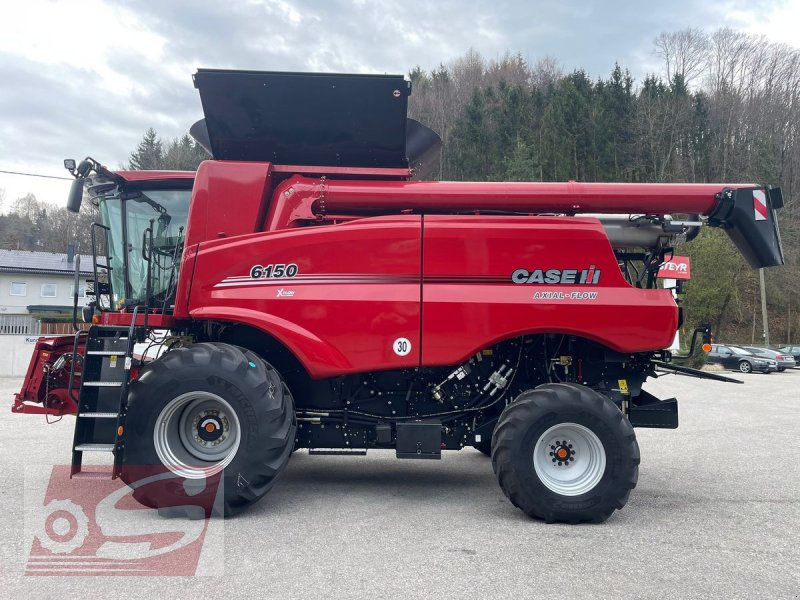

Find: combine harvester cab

[12,68,784,523]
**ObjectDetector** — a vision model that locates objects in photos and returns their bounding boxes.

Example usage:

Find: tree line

[407,28,799,344]
[0,130,208,255]
[1,27,797,343]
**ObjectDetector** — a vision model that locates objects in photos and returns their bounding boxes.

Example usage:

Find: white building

[0,248,93,315]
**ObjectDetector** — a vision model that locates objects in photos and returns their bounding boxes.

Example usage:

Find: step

[308,448,368,456]
[78,412,119,418]
[72,470,114,480]
[74,443,115,452]
[86,350,127,356]
[82,381,123,387]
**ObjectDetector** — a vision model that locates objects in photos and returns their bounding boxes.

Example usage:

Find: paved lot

[1,369,799,599]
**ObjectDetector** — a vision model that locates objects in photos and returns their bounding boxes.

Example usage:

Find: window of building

[70,285,87,298]
[41,284,57,298]
[10,282,27,296]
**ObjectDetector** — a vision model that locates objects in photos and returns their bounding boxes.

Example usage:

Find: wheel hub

[194,411,228,445]
[154,392,242,479]
[533,423,606,496]
[549,440,576,466]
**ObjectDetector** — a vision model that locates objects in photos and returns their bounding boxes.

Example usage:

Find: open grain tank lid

[191,69,441,176]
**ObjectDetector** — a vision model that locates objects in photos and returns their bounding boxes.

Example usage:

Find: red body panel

[187,216,422,378]
[421,216,677,365]
[99,312,178,328]
[184,161,274,247]
[184,210,677,378]
[118,163,762,378]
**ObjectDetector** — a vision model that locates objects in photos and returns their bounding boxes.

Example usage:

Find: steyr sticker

[393,338,411,356]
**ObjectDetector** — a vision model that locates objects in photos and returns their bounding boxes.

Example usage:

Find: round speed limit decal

[393,337,412,357]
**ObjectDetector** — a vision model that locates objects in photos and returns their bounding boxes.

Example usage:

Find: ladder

[70,323,137,479]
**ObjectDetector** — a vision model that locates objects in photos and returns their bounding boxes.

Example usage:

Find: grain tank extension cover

[193,69,437,170]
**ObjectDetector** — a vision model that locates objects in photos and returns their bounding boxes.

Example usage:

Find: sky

[1,0,799,209]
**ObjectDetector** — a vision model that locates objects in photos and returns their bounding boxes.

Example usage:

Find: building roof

[0,249,94,276]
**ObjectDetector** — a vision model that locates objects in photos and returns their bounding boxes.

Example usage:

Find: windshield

[729,347,752,356]
[97,189,190,309]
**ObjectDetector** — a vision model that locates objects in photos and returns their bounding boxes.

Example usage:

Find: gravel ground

[1,369,799,599]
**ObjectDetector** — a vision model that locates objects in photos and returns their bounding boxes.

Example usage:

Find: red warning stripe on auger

[753,189,768,221]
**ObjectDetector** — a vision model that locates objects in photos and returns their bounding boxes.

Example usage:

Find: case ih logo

[24,466,223,576]
[511,266,601,285]
[657,256,691,280]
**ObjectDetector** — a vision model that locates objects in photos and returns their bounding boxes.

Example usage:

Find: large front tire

[120,343,296,517]
[492,383,639,523]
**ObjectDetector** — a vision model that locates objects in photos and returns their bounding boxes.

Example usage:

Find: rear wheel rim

[154,392,241,479]
[533,423,606,496]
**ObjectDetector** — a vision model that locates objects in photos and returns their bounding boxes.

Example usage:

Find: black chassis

[193,325,679,457]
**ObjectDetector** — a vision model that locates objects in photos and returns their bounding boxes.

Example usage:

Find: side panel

[188,216,421,378]
[184,161,274,248]
[421,215,678,365]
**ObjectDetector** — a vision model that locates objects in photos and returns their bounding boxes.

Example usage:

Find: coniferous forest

[1,28,798,344]
[407,29,800,345]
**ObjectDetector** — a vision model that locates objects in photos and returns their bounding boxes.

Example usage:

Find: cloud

[0,0,797,206]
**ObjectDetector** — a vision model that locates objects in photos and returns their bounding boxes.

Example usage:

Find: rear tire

[492,383,639,523]
[121,343,296,517]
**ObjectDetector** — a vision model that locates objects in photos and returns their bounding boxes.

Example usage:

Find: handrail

[161,226,184,315]
[72,255,81,332]
[90,222,114,310]
[143,221,154,332]
[66,329,87,405]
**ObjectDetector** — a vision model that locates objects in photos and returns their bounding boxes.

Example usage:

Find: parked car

[741,347,796,372]
[778,345,800,364]
[707,344,778,373]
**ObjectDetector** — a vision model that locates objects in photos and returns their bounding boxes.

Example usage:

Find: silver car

[707,345,778,373]
[742,347,796,372]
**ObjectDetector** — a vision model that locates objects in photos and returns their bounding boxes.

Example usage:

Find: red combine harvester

[13,70,785,522]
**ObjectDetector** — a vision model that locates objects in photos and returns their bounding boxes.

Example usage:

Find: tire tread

[491,383,639,524]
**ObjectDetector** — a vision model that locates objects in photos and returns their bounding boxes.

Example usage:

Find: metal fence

[0,315,41,335]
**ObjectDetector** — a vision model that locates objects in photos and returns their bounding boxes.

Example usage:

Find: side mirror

[67,177,85,213]
[76,159,93,177]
